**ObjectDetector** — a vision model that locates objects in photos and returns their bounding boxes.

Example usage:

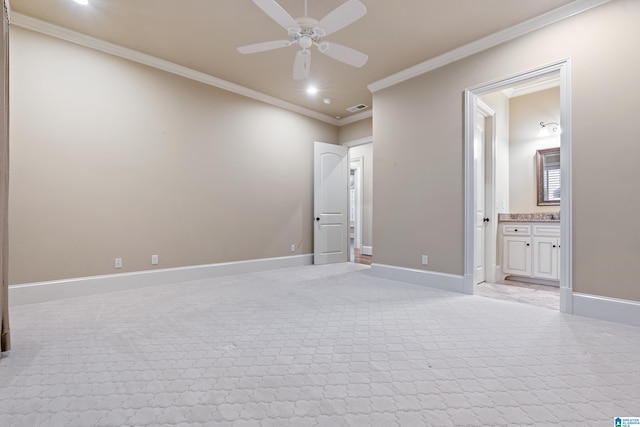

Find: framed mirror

[536,147,560,206]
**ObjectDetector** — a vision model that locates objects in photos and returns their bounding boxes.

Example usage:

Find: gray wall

[372,0,640,301]
[9,27,338,284]
[339,117,372,144]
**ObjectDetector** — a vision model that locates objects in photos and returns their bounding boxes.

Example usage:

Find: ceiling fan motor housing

[289,17,324,49]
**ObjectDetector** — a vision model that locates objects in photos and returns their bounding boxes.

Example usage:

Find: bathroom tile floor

[475,279,560,310]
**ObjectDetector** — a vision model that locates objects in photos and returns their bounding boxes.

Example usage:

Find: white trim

[337,110,372,126]
[4,0,10,22]
[561,286,573,313]
[368,0,610,93]
[9,12,340,126]
[503,75,560,99]
[341,136,372,148]
[349,156,364,250]
[573,293,640,327]
[361,246,373,256]
[558,60,573,314]
[464,59,573,312]
[476,99,497,286]
[9,254,313,306]
[370,263,464,293]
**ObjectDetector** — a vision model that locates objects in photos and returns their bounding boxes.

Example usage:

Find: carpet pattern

[1,263,639,426]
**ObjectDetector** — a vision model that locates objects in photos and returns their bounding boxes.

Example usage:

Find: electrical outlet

[290,244,296,253]
[421,255,428,265]
[151,254,159,265]
[115,257,123,269]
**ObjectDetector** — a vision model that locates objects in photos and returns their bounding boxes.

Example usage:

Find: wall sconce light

[538,121,561,137]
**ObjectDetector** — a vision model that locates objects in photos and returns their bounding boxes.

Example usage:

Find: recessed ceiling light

[73,0,89,5]
[306,86,318,95]
[323,98,332,105]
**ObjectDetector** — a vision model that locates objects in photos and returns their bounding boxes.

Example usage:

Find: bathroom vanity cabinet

[502,222,560,282]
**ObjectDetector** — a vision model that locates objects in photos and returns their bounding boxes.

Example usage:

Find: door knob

[315,217,320,221]
[526,243,530,247]
[483,217,490,223]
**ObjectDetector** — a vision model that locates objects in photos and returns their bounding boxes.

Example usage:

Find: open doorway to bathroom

[347,141,373,266]
[467,65,569,311]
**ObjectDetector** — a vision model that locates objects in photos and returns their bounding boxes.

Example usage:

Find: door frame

[463,59,573,314]
[342,136,373,259]
[349,156,364,252]
[476,99,497,284]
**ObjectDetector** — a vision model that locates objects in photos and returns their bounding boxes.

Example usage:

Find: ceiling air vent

[346,104,368,113]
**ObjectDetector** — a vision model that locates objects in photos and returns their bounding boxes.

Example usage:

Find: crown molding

[337,109,372,126]
[368,0,611,93]
[10,12,341,126]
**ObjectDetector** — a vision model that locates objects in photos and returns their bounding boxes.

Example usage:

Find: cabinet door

[503,236,532,276]
[533,237,559,280]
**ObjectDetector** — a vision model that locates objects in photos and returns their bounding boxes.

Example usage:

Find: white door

[314,141,348,265]
[474,112,486,284]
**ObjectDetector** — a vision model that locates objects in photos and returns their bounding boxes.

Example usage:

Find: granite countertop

[498,213,560,223]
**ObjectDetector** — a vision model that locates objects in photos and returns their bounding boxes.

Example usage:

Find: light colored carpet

[1,263,639,426]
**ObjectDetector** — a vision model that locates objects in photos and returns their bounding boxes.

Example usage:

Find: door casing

[464,59,573,314]
[475,100,497,285]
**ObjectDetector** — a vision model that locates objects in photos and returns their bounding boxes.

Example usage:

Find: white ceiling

[10,0,580,123]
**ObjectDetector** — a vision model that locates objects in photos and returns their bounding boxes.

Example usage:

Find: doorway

[345,138,373,266]
[312,139,373,267]
[464,60,573,314]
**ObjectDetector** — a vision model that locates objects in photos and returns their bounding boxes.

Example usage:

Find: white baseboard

[573,292,640,327]
[485,264,500,284]
[361,246,373,256]
[9,254,313,306]
[369,263,465,293]
[560,287,573,314]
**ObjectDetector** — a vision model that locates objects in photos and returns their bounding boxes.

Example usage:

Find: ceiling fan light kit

[238,0,368,80]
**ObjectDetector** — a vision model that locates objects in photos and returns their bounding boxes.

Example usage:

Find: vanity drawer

[533,224,560,237]
[503,225,531,235]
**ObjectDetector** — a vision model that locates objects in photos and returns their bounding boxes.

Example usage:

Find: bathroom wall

[509,87,561,213]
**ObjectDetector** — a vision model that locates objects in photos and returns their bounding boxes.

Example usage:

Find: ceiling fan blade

[293,50,311,80]
[319,42,368,68]
[252,0,299,30]
[316,0,367,36]
[238,40,292,54]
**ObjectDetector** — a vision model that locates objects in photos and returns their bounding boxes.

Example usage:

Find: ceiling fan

[238,0,368,80]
